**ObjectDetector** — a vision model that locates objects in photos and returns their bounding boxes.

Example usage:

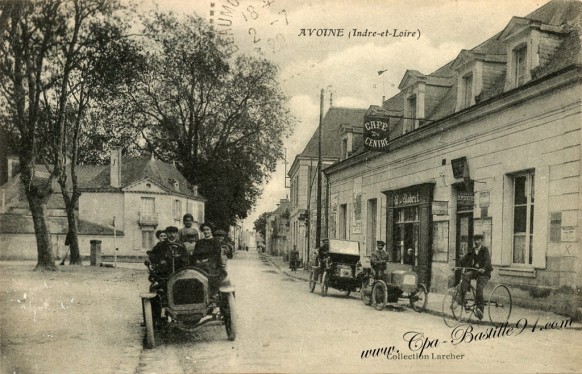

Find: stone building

[0,150,205,260]
[323,0,582,317]
[288,106,367,264]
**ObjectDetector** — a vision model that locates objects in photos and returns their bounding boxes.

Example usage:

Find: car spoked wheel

[409,284,428,312]
[361,280,372,305]
[320,271,329,296]
[309,270,317,293]
[372,281,388,311]
[223,293,237,341]
[142,298,156,349]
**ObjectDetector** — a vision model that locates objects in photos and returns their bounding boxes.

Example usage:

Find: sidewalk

[261,254,582,330]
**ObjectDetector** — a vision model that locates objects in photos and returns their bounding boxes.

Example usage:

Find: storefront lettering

[394,192,421,206]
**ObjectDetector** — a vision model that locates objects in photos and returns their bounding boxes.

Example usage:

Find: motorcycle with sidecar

[360,259,428,312]
[140,248,237,348]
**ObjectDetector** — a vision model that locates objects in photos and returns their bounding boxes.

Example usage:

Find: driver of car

[148,226,189,275]
[370,240,389,277]
[317,238,330,268]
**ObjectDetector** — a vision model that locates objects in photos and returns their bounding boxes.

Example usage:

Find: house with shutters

[0,149,205,260]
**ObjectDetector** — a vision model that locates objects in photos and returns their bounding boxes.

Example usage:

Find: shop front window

[393,206,420,264]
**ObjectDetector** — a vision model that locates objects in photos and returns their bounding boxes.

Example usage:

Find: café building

[323,0,582,317]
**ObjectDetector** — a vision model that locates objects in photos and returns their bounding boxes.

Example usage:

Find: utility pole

[316,88,324,248]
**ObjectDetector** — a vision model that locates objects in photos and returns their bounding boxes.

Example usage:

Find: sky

[141,0,547,230]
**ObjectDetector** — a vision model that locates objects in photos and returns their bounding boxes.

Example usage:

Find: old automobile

[309,239,363,297]
[360,259,428,312]
[141,254,237,348]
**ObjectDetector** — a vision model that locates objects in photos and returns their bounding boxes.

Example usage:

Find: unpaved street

[1,253,581,373]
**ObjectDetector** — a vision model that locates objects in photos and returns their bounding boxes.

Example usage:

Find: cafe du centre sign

[363,105,391,151]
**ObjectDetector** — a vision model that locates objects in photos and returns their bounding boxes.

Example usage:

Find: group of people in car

[147,214,234,292]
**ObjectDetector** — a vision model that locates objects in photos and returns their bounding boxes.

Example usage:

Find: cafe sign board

[363,105,391,151]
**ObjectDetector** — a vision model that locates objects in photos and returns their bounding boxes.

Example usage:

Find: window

[366,199,377,256]
[406,95,417,131]
[339,204,348,239]
[173,200,182,220]
[514,45,527,87]
[462,73,473,109]
[512,171,535,264]
[342,138,348,160]
[393,206,420,264]
[293,175,299,206]
[142,229,155,250]
[141,197,155,214]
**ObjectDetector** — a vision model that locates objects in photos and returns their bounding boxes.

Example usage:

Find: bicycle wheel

[488,284,512,325]
[442,288,463,327]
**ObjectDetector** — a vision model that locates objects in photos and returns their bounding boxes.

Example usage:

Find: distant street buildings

[265,0,582,318]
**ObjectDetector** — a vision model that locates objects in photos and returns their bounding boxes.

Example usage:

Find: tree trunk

[25,187,57,271]
[62,192,82,265]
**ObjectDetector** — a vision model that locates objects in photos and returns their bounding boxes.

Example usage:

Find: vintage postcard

[1,0,581,373]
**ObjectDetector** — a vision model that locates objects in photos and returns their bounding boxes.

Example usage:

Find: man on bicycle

[458,234,492,320]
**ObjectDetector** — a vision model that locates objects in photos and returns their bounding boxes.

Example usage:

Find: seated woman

[191,223,227,307]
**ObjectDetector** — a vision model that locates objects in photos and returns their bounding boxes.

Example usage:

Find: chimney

[110,148,122,188]
[329,91,333,108]
[192,185,198,196]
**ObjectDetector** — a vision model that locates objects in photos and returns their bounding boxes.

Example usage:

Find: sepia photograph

[1,0,581,373]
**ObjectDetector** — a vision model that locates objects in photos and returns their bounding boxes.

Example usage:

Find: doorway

[455,212,473,285]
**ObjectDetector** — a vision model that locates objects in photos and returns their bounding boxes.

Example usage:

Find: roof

[298,107,367,159]
[383,0,582,123]
[80,156,199,199]
[0,214,124,236]
[3,155,202,210]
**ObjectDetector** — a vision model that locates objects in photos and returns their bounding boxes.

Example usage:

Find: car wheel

[372,281,388,311]
[142,298,156,349]
[224,293,237,341]
[409,283,428,312]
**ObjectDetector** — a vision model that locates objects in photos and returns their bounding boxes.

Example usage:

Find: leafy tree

[253,212,270,241]
[0,0,139,268]
[118,12,294,229]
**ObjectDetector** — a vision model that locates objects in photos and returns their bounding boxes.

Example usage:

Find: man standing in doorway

[459,234,492,320]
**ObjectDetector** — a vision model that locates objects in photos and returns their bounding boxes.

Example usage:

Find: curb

[260,254,582,330]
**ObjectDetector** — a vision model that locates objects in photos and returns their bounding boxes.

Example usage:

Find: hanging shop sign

[457,190,474,211]
[363,105,391,151]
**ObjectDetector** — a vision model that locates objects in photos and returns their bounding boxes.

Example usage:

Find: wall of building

[327,75,581,315]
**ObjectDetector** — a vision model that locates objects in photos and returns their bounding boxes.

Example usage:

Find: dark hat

[155,229,166,239]
[322,238,329,242]
[214,229,227,237]
[473,234,484,239]
[165,226,178,233]
[376,240,386,246]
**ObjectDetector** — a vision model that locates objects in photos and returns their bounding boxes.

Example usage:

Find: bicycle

[442,267,512,327]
